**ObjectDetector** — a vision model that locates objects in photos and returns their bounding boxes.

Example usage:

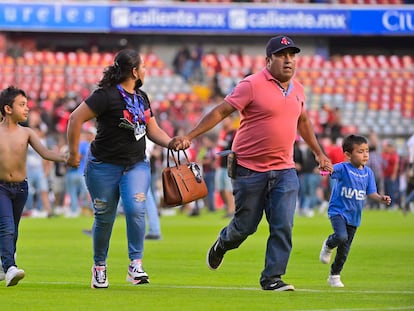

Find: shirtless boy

[0,86,67,287]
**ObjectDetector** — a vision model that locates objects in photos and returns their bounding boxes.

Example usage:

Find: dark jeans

[204,171,216,212]
[0,180,28,272]
[216,165,298,286]
[384,177,400,206]
[326,214,357,275]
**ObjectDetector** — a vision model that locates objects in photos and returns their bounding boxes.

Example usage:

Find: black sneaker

[206,238,225,270]
[145,234,162,240]
[262,280,295,291]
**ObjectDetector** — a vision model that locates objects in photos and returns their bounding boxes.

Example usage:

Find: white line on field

[33,281,414,296]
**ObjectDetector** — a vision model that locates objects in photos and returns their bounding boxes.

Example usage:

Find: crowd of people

[1,38,413,221]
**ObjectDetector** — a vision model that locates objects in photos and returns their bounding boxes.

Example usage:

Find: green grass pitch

[2,208,413,311]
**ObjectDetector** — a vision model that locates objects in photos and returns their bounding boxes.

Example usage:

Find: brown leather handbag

[162,148,208,207]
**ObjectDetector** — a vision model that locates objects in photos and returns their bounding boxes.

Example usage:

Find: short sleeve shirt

[328,162,377,227]
[85,86,153,166]
[225,67,305,172]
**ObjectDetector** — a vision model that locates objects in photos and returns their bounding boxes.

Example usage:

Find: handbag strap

[167,148,190,168]
[167,148,178,168]
[177,149,190,165]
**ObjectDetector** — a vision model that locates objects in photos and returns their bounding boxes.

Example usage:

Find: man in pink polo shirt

[171,35,332,291]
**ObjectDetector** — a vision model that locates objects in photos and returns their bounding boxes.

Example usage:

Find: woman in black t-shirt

[67,49,173,289]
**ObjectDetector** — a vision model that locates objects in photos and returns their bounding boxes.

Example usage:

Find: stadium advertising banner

[110,6,350,34]
[0,2,109,32]
[0,2,413,35]
[109,5,413,35]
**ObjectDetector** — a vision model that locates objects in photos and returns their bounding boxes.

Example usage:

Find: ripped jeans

[85,152,150,265]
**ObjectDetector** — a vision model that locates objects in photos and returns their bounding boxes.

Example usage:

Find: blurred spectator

[294,139,305,214]
[368,128,379,151]
[295,140,323,217]
[50,133,68,214]
[64,126,94,218]
[25,124,54,217]
[215,115,236,218]
[172,46,191,80]
[366,144,384,209]
[328,107,342,143]
[326,136,345,165]
[404,133,414,213]
[148,143,164,210]
[191,43,204,83]
[145,138,162,240]
[382,140,400,209]
[197,134,217,213]
[322,136,345,203]
[6,42,23,59]
[319,104,331,134]
[209,74,225,99]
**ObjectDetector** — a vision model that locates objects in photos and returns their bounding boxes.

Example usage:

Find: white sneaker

[0,260,4,281]
[126,260,149,285]
[31,209,48,218]
[328,275,344,287]
[5,266,25,287]
[319,239,333,264]
[64,210,80,218]
[91,265,108,289]
[53,206,66,216]
[318,201,329,214]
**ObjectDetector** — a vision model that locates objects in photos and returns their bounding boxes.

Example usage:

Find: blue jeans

[300,172,322,210]
[65,169,89,213]
[0,180,28,272]
[26,167,48,211]
[326,214,357,275]
[85,153,150,265]
[384,177,400,207]
[204,170,216,212]
[146,188,161,236]
[406,189,414,205]
[216,166,298,286]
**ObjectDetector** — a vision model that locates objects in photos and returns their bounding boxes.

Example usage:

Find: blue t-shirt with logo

[328,162,377,227]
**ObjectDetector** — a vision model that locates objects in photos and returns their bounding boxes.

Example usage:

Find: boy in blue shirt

[320,134,391,287]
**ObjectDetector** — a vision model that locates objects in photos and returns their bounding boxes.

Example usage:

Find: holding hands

[168,136,191,151]
[315,153,334,174]
[67,153,80,168]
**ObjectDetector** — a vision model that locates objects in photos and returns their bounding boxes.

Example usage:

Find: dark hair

[0,86,27,117]
[98,49,141,88]
[342,134,368,153]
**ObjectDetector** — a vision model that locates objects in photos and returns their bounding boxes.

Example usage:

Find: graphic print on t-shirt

[118,110,135,131]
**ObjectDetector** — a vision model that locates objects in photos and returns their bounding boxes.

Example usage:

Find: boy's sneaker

[127,260,149,285]
[262,279,295,291]
[328,275,344,287]
[5,266,25,287]
[0,260,5,281]
[320,239,333,264]
[91,265,108,289]
[206,238,225,270]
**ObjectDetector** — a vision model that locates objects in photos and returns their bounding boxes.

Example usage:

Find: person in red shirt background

[381,140,400,209]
